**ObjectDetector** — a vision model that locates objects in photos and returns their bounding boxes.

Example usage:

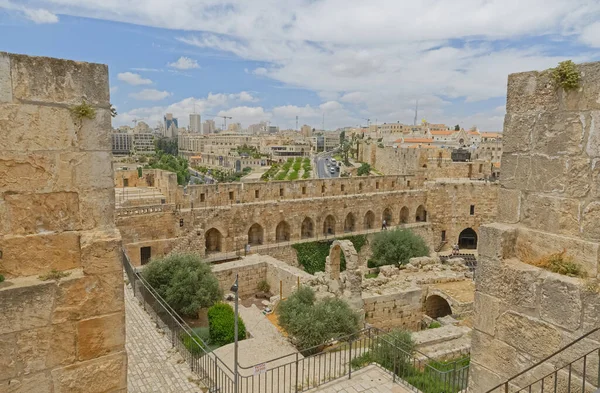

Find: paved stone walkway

[309,365,411,393]
[125,283,204,392]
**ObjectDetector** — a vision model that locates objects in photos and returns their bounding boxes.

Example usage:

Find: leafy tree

[341,139,352,165]
[357,163,371,176]
[146,150,190,185]
[454,125,460,131]
[339,130,346,146]
[208,303,246,346]
[370,229,429,267]
[142,253,222,318]
[154,137,179,155]
[277,287,360,353]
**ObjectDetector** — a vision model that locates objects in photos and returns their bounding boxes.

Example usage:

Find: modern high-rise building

[203,119,216,134]
[164,113,178,137]
[190,113,201,133]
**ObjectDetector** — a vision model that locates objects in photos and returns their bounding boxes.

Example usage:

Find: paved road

[315,151,340,179]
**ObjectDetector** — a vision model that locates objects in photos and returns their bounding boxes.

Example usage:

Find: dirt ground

[430,280,475,303]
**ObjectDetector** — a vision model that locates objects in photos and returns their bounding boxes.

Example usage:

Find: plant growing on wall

[550,60,581,91]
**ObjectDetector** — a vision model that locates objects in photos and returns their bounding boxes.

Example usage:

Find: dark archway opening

[425,295,452,319]
[458,228,478,249]
[205,228,222,253]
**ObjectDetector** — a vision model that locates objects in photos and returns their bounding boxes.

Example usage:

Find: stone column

[0,53,127,392]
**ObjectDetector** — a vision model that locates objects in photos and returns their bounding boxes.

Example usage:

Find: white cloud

[110,86,119,94]
[117,72,152,86]
[38,0,600,130]
[236,91,258,102]
[130,89,172,101]
[131,67,163,72]
[168,56,200,70]
[217,106,271,125]
[23,8,58,23]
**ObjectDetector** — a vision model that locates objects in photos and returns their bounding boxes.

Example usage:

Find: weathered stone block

[585,110,600,158]
[0,280,56,335]
[9,53,109,106]
[0,372,52,393]
[582,290,600,332]
[540,275,582,331]
[496,311,562,359]
[515,227,599,278]
[57,152,114,191]
[0,153,56,194]
[473,292,500,335]
[563,62,600,112]
[80,230,122,275]
[51,352,127,393]
[581,201,600,242]
[506,71,558,114]
[52,271,124,323]
[497,188,520,224]
[4,192,80,236]
[499,153,530,191]
[0,53,11,103]
[467,361,504,393]
[521,194,580,237]
[79,188,117,231]
[470,330,524,380]
[77,108,112,151]
[476,257,542,310]
[477,223,517,262]
[502,112,536,154]
[0,232,81,278]
[531,111,586,157]
[77,312,125,361]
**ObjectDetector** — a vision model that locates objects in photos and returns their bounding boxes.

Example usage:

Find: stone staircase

[412,325,471,362]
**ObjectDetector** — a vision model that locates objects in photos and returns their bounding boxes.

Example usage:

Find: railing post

[295,352,299,393]
[505,381,509,393]
[348,340,353,380]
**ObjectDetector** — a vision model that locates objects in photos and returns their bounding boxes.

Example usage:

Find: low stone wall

[363,288,424,330]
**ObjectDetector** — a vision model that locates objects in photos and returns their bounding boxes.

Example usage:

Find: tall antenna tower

[413,99,419,126]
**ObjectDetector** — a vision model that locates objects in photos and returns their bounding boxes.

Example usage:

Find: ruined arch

[344,212,356,232]
[205,228,222,253]
[326,240,359,280]
[425,295,452,319]
[276,220,291,242]
[400,206,409,224]
[364,210,375,230]
[382,207,393,225]
[416,205,427,222]
[323,215,336,235]
[301,217,314,239]
[458,228,478,249]
[248,223,264,245]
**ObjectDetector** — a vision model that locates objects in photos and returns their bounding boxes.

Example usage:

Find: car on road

[331,158,336,163]
[330,168,335,174]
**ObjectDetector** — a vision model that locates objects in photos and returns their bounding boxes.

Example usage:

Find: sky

[2,1,600,131]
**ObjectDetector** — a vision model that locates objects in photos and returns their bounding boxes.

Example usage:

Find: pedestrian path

[308,365,411,393]
[125,282,204,392]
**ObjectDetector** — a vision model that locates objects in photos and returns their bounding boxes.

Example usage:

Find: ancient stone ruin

[0,53,127,392]
[469,62,600,392]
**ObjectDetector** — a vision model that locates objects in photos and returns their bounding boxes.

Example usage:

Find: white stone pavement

[125,283,204,392]
[308,365,411,393]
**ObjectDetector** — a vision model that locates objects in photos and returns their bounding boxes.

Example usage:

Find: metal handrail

[485,327,600,393]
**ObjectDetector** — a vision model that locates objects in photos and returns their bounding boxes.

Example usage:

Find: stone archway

[205,228,222,253]
[325,240,363,317]
[248,223,264,245]
[416,205,427,222]
[425,295,453,318]
[344,213,356,232]
[276,220,291,242]
[400,206,409,223]
[458,228,478,249]
[382,208,393,225]
[325,240,359,280]
[323,215,336,235]
[301,217,314,239]
[364,210,375,230]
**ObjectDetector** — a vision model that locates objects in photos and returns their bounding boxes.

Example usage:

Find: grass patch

[521,247,585,278]
[39,269,71,281]
[364,272,379,279]
[302,171,311,179]
[350,352,372,370]
[288,170,299,180]
[428,321,442,329]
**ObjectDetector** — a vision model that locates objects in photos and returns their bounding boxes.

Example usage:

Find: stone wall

[363,289,424,330]
[469,62,600,393]
[0,53,127,392]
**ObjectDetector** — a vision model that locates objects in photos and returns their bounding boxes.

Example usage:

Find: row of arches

[204,205,427,253]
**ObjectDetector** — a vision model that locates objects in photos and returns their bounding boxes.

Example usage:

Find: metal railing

[485,327,600,393]
[236,327,470,393]
[123,250,236,392]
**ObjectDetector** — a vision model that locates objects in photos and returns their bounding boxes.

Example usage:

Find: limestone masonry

[0,53,127,392]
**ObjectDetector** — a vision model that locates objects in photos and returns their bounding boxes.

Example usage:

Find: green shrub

[277,287,360,353]
[143,253,222,318]
[292,235,367,274]
[257,279,271,293]
[371,328,415,371]
[180,327,208,355]
[302,171,311,179]
[551,60,581,91]
[288,170,299,180]
[370,229,429,267]
[428,321,442,329]
[208,303,246,346]
[357,163,371,176]
[364,272,379,279]
[350,352,372,370]
[0,274,4,283]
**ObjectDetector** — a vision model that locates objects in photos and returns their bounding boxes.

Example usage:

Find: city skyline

[3,1,600,131]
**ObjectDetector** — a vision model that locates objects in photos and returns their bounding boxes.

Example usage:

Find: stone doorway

[323,215,336,235]
[416,205,427,222]
[276,220,291,242]
[301,217,314,239]
[364,210,375,230]
[248,223,264,245]
[400,206,409,223]
[425,295,452,319]
[205,228,222,253]
[344,213,356,232]
[458,228,478,249]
